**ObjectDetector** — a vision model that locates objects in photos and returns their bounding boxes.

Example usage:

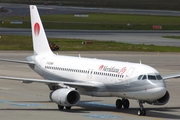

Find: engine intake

[146,91,170,105]
[50,88,80,106]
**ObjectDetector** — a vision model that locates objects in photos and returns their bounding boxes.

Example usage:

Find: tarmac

[0,51,180,120]
[2,3,180,16]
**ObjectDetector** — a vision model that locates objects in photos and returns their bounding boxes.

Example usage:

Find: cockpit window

[156,75,163,80]
[138,75,143,80]
[142,75,147,80]
[138,75,147,80]
[148,75,156,80]
[138,74,162,80]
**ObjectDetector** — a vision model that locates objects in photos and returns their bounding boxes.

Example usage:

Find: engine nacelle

[146,91,170,105]
[50,88,80,106]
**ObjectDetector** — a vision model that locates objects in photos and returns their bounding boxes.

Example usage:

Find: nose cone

[148,79,167,100]
[152,86,167,100]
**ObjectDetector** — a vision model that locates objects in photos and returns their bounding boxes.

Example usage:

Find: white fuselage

[27,54,167,102]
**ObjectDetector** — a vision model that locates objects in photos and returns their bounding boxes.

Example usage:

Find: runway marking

[78,101,114,107]
[10,103,45,107]
[0,99,11,103]
[84,114,122,119]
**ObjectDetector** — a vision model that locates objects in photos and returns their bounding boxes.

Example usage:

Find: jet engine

[146,91,170,105]
[50,88,80,106]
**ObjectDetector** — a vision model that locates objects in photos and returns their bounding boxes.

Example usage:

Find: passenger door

[124,68,135,87]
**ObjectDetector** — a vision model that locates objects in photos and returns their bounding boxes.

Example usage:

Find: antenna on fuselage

[139,60,142,64]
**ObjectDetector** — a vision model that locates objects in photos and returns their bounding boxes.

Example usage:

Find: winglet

[30,5,54,55]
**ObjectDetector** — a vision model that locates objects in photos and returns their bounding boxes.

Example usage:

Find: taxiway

[0,51,179,120]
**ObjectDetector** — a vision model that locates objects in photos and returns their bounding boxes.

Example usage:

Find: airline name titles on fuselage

[99,65,127,74]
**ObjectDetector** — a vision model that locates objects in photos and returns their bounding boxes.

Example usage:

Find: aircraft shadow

[0,100,179,119]
[77,101,180,119]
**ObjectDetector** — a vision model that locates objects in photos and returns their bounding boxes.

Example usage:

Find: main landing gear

[137,101,146,116]
[116,99,146,116]
[58,105,72,110]
[116,98,130,109]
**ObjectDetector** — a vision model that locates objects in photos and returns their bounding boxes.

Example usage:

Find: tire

[137,109,146,116]
[122,99,130,109]
[66,106,71,110]
[58,105,64,110]
[142,109,146,116]
[137,109,142,116]
[116,99,122,109]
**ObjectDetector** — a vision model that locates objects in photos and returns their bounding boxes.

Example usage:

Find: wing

[0,76,95,91]
[0,58,34,64]
[163,74,180,80]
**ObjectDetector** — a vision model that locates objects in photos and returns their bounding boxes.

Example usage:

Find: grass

[1,13,180,30]
[1,35,180,52]
[40,14,180,24]
[0,35,33,50]
[163,36,180,39]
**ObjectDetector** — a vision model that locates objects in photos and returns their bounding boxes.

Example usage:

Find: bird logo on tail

[34,22,40,36]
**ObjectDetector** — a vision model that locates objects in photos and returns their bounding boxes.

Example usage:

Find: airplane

[0,5,179,116]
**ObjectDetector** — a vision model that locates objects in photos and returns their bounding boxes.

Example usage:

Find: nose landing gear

[138,101,146,116]
[116,99,147,116]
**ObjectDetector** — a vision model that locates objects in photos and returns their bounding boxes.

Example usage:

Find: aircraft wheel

[122,99,130,109]
[116,99,122,109]
[137,109,146,116]
[142,109,146,116]
[58,105,64,110]
[137,109,142,116]
[138,100,146,116]
[66,106,71,110]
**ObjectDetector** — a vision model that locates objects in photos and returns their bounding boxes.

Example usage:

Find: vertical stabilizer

[30,5,54,55]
